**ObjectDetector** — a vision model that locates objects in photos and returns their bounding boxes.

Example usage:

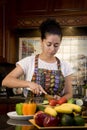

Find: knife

[44,94,54,100]
[25,88,54,101]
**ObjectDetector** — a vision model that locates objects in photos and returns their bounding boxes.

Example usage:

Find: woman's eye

[54,45,58,47]
[47,43,51,46]
[46,42,60,47]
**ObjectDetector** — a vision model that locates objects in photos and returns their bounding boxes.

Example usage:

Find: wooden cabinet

[0,2,5,62]
[0,0,87,63]
[0,97,25,114]
[0,104,15,114]
[7,0,87,29]
[0,103,15,114]
[8,104,16,112]
[0,0,17,63]
[0,104,7,114]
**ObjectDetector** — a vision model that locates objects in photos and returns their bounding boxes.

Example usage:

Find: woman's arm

[2,65,29,88]
[2,65,47,95]
[62,74,73,100]
[53,74,73,100]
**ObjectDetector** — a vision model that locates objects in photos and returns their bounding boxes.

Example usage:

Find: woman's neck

[39,53,56,63]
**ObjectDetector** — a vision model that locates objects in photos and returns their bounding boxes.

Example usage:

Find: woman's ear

[40,39,43,49]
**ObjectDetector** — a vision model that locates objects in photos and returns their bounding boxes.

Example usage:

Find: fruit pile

[34,98,85,127]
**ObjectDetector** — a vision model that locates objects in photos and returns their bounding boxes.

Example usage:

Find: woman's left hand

[54,95,61,100]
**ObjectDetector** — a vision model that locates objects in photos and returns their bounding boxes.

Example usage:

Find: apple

[34,111,48,126]
[43,115,60,127]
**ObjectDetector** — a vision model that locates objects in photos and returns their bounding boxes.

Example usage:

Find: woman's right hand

[28,82,47,95]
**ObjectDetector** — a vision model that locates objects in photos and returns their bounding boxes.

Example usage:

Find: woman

[2,18,73,100]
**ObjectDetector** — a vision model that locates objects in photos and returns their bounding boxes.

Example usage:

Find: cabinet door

[0,2,7,63]
[8,104,16,112]
[0,4,3,62]
[0,104,8,114]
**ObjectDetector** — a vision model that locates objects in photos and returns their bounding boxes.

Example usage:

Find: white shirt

[16,55,73,81]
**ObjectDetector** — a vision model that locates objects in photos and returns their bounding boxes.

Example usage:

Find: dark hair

[39,18,62,40]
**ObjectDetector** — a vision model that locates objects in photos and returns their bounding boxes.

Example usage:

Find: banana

[54,105,73,114]
[59,103,81,113]
[44,106,57,117]
[69,104,81,113]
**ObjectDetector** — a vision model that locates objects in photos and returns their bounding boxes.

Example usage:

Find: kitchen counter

[0,114,87,130]
[0,97,87,130]
[0,96,26,115]
[0,114,36,130]
[0,96,25,104]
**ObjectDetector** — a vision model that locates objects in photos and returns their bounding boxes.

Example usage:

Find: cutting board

[29,119,87,129]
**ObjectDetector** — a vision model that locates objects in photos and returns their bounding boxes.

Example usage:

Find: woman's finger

[39,85,47,94]
[54,95,61,100]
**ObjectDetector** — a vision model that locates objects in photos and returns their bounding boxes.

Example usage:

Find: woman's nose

[50,45,55,51]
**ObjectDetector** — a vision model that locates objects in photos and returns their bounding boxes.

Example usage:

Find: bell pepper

[16,103,23,115]
[22,102,37,115]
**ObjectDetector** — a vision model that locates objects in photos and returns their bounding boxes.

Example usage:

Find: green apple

[16,103,23,115]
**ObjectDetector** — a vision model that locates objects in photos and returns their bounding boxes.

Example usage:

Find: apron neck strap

[35,54,61,68]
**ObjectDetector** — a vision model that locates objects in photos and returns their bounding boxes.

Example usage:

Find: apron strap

[34,54,61,69]
[34,54,39,68]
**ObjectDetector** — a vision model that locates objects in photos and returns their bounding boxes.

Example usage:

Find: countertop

[0,114,87,130]
[0,114,36,130]
[0,96,25,104]
[0,96,87,130]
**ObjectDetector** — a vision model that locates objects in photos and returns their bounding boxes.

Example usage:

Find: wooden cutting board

[29,119,87,129]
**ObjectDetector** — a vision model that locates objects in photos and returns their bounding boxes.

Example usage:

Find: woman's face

[41,34,61,56]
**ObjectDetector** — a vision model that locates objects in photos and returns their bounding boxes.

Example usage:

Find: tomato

[57,97,67,105]
[49,99,58,106]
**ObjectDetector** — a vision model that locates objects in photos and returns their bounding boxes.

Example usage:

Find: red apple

[34,111,48,126]
[43,115,60,127]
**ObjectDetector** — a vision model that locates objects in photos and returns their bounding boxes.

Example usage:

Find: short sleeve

[60,60,74,77]
[16,56,35,81]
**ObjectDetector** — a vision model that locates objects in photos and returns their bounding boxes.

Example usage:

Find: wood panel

[7,0,87,29]
[0,5,3,59]
[0,104,7,114]
[14,15,87,29]
[52,0,85,10]
[15,0,50,15]
[0,0,87,63]
[50,0,87,16]
[14,0,87,15]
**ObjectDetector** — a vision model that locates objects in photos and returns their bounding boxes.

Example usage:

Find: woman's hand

[28,82,47,95]
[54,95,61,100]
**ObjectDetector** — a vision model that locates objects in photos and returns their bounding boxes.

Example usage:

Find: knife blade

[26,88,54,101]
[44,94,54,100]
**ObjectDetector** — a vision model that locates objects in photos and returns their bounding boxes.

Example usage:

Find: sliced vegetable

[57,97,67,105]
[42,100,49,105]
[49,99,58,106]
